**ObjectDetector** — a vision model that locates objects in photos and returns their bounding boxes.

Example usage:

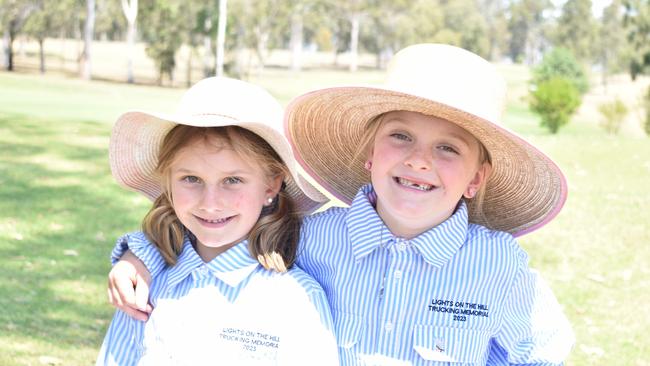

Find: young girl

[96,77,338,365]
[107,44,574,365]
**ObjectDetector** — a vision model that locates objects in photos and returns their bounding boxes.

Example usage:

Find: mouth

[195,215,235,227]
[394,177,435,192]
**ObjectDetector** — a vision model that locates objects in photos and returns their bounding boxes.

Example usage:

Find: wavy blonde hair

[142,125,300,272]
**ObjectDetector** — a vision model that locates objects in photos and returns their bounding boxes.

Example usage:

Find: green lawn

[1,69,649,365]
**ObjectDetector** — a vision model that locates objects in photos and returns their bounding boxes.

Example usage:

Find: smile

[395,177,434,191]
[195,215,235,227]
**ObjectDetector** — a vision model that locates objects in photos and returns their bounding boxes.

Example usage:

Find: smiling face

[368,111,489,238]
[168,137,281,261]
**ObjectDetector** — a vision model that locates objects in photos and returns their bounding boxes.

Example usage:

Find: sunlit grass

[2,65,649,366]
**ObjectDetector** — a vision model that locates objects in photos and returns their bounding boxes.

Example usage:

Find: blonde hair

[142,125,300,272]
[354,111,493,218]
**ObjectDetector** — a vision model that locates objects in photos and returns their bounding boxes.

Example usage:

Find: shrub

[530,77,581,134]
[598,99,628,135]
[533,48,589,95]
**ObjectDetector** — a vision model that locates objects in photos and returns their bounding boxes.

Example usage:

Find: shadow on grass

[0,114,149,357]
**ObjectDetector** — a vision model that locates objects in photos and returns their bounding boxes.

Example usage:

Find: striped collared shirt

[296,184,573,365]
[97,232,338,366]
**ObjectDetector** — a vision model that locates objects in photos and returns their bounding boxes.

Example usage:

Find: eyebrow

[174,168,252,175]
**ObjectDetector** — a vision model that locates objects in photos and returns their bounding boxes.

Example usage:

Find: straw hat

[110,76,328,214]
[284,44,567,236]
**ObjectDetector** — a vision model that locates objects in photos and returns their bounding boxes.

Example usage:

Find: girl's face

[169,137,281,261]
[369,111,488,239]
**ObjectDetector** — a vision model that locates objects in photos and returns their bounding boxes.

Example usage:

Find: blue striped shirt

[107,185,574,365]
[97,232,338,366]
[297,185,573,365]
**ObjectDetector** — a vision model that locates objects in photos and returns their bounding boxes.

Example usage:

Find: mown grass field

[1,58,649,365]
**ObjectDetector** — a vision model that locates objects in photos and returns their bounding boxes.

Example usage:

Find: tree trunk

[81,0,96,80]
[38,38,45,73]
[349,13,360,72]
[290,11,303,72]
[2,25,10,70]
[215,0,227,77]
[121,0,138,83]
[203,17,212,77]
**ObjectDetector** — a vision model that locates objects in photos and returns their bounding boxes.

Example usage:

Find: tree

[80,0,95,80]
[121,0,138,83]
[506,0,552,63]
[1,0,37,71]
[532,48,589,95]
[597,0,628,89]
[139,0,184,84]
[216,0,226,76]
[623,0,650,79]
[553,0,596,63]
[530,77,581,134]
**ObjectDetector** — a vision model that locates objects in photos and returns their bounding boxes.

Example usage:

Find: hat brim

[285,86,567,236]
[110,111,328,214]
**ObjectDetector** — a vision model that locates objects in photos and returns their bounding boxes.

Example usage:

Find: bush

[533,48,589,95]
[598,99,628,135]
[530,77,581,134]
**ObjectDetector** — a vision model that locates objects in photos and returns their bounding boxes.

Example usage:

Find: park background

[1,0,650,365]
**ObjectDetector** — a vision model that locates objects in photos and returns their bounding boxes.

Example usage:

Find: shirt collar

[346,184,469,268]
[166,236,260,289]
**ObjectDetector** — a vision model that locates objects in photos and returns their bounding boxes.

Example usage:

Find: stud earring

[364,161,373,170]
[467,188,477,198]
[267,197,273,204]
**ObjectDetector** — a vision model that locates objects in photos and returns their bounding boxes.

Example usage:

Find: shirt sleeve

[96,310,144,366]
[111,232,168,279]
[492,248,574,365]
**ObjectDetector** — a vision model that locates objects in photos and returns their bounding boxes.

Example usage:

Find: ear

[265,174,284,200]
[463,162,491,199]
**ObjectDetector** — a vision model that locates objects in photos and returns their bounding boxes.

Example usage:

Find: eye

[181,175,201,184]
[438,145,459,154]
[224,176,243,185]
[390,133,411,141]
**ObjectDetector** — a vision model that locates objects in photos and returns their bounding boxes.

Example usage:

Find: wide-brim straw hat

[110,76,328,214]
[285,43,567,236]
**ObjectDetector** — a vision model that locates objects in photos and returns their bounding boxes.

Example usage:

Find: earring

[364,161,373,170]
[267,197,273,205]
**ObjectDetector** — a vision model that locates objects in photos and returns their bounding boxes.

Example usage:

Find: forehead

[379,111,477,141]
[172,137,258,172]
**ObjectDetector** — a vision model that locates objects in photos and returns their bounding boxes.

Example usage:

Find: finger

[120,304,150,322]
[113,272,138,308]
[134,274,151,312]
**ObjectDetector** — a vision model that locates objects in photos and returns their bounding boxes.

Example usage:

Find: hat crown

[386,44,506,124]
[176,77,284,129]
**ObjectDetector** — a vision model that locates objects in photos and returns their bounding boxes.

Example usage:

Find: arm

[493,250,574,365]
[107,232,168,321]
[96,310,144,366]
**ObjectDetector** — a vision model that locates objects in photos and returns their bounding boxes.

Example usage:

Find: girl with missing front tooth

[107,44,574,365]
[96,77,337,365]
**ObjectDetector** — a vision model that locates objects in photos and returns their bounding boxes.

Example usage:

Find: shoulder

[465,223,529,263]
[280,266,327,295]
[116,231,153,247]
[302,206,349,231]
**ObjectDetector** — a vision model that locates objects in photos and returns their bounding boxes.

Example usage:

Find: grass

[1,61,649,366]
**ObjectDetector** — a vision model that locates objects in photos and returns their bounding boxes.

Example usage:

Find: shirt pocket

[333,311,365,349]
[413,325,490,365]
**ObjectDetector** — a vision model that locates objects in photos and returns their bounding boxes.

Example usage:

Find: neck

[194,241,237,262]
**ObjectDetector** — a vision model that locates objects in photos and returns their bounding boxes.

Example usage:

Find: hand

[107,250,153,321]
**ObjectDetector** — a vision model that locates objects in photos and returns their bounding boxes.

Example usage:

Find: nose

[404,146,431,171]
[199,185,224,212]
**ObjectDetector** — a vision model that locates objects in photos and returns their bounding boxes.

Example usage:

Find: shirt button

[384,322,394,332]
[394,270,402,279]
[397,243,407,251]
